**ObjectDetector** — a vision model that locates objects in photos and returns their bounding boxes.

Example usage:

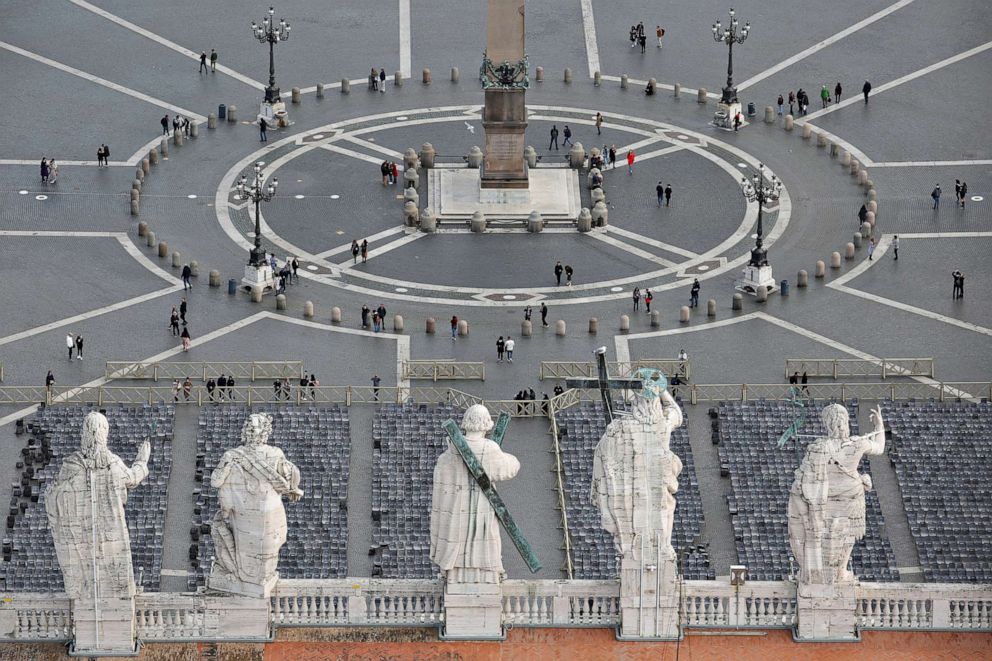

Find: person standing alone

[862,80,871,104]
[549,125,559,150]
[893,235,899,260]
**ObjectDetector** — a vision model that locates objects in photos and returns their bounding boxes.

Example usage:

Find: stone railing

[682,580,797,628]
[785,357,935,379]
[540,360,691,382]
[856,582,992,631]
[0,593,72,641]
[135,593,209,640]
[402,360,486,382]
[270,579,444,627]
[502,580,619,626]
[105,360,304,381]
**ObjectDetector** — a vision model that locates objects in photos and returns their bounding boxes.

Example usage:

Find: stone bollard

[316,83,324,99]
[207,113,217,129]
[209,270,221,287]
[138,222,148,237]
[131,189,140,204]
[190,122,199,138]
[850,160,860,176]
[830,142,839,157]
[586,167,601,189]
[620,74,628,89]
[865,212,876,228]
[422,68,431,85]
[189,260,198,277]
[756,286,768,303]
[647,78,657,95]
[467,146,483,168]
[393,314,404,332]
[158,242,168,258]
[784,114,794,130]
[172,252,181,268]
[426,317,436,334]
[651,310,661,327]
[563,68,572,83]
[173,130,184,147]
[594,71,601,86]
[451,67,459,83]
[276,295,287,310]
[535,66,544,82]
[590,187,606,204]
[160,138,169,157]
[674,82,681,97]
[470,211,486,233]
[141,158,150,174]
[146,231,156,247]
[132,179,142,193]
[394,71,403,87]
[457,319,469,337]
[680,306,690,322]
[556,320,566,336]
[404,147,419,171]
[528,210,544,233]
[420,207,437,233]
[576,207,593,232]
[592,201,609,227]
[802,124,812,140]
[149,148,159,164]
[341,78,351,93]
[707,299,717,317]
[815,260,826,278]
[403,186,419,206]
[732,293,743,310]
[588,318,598,334]
[522,319,532,336]
[227,105,237,122]
[419,143,436,168]
[135,167,144,182]
[858,170,869,186]
[841,150,851,166]
[524,145,538,168]
[331,306,342,323]
[764,106,775,123]
[853,233,863,249]
[817,133,828,148]
[251,286,263,303]
[304,301,314,318]
[798,269,808,287]
[867,200,877,214]
[697,88,707,103]
[865,179,874,191]
[291,87,301,104]
[831,252,842,269]
[620,314,630,332]
[403,167,420,188]
[131,198,140,216]
[403,201,419,227]
[568,142,585,169]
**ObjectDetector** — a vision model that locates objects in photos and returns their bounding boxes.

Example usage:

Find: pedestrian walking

[181,326,191,351]
[629,25,637,48]
[47,159,59,184]
[789,372,799,386]
[74,334,83,360]
[170,307,180,335]
[361,239,368,263]
[180,297,188,324]
[390,162,398,185]
[173,379,181,402]
[554,260,564,286]
[893,235,899,260]
[867,238,875,260]
[291,257,299,282]
[97,145,105,167]
[563,125,572,147]
[565,264,573,286]
[259,116,268,142]
[689,279,700,307]
[161,114,170,135]
[633,287,641,311]
[656,25,665,48]
[834,82,842,103]
[607,145,616,169]
[210,49,217,72]
[820,84,830,108]
[102,144,110,166]
[40,158,49,184]
[505,336,515,362]
[549,125,559,150]
[66,332,74,360]
[734,112,742,131]
[931,184,941,210]
[595,112,603,135]
[352,240,360,263]
[496,336,505,362]
[644,289,653,312]
[371,374,381,401]
[952,270,964,299]
[380,161,389,186]
[862,80,871,104]
[959,181,968,208]
[627,149,635,175]
[540,302,549,327]
[656,181,664,207]
[801,371,810,395]
[450,315,458,339]
[777,94,784,115]
[664,184,672,207]
[182,263,192,291]
[639,33,647,52]
[379,68,386,93]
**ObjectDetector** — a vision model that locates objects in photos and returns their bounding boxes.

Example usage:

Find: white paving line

[633,145,686,163]
[0,40,206,122]
[398,0,412,78]
[0,159,129,167]
[736,0,916,90]
[588,232,679,268]
[114,236,183,285]
[341,135,405,160]
[801,123,875,166]
[802,40,992,123]
[871,159,992,168]
[616,135,669,154]
[579,0,601,77]
[67,0,265,91]
[607,226,699,259]
[314,226,407,259]
[321,143,398,168]
[600,75,722,100]
[336,233,422,268]
[887,232,992,239]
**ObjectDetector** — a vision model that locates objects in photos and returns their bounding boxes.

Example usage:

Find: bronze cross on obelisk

[565,347,643,425]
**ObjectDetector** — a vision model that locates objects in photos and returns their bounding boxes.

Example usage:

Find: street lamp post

[737,163,782,294]
[237,162,278,289]
[251,7,291,104]
[712,8,749,105]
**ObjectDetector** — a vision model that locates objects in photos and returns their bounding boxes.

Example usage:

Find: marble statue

[788,403,886,584]
[591,369,684,563]
[208,413,302,598]
[46,411,150,601]
[430,404,520,584]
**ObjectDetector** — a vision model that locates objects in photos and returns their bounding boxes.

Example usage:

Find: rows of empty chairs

[370,404,460,578]
[555,402,713,580]
[2,405,174,592]
[715,400,899,582]
[884,401,992,583]
[188,406,351,589]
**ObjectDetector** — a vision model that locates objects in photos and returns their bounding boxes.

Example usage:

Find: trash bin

[218,104,227,120]
[780,279,789,296]
[747,101,756,117]
[228,278,237,296]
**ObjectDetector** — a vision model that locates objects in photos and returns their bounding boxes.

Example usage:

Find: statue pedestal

[202,594,272,640]
[736,264,778,295]
[795,582,859,642]
[71,596,136,656]
[207,570,279,599]
[441,581,504,640]
[618,557,681,640]
[242,263,274,292]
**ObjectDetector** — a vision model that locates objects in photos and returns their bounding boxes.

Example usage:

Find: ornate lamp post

[237,162,278,288]
[737,163,782,294]
[712,8,749,105]
[251,7,291,104]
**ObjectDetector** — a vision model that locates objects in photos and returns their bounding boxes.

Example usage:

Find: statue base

[242,263,275,293]
[202,593,273,640]
[794,582,860,642]
[736,264,778,295]
[70,596,137,657]
[427,168,581,225]
[440,581,505,640]
[617,557,681,640]
[207,570,279,599]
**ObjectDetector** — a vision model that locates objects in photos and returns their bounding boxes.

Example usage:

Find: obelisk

[480,0,528,189]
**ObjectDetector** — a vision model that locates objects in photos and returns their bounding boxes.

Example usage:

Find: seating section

[716,400,899,582]
[371,404,461,578]
[555,402,713,580]
[188,406,350,589]
[884,401,992,583]
[2,405,174,592]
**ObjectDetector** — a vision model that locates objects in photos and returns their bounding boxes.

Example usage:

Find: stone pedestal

[242,263,274,292]
[712,101,743,130]
[71,597,136,656]
[203,594,272,640]
[736,264,778,295]
[482,90,528,189]
[618,557,680,640]
[442,582,504,640]
[796,582,859,641]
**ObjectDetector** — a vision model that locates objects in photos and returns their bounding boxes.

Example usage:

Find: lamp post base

[242,263,275,292]
[712,102,743,131]
[736,264,777,295]
[264,86,282,104]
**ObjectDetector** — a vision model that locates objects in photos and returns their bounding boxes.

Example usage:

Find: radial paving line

[67,0,265,90]
[314,226,407,259]
[341,135,406,160]
[586,232,680,269]
[0,40,206,121]
[606,226,699,259]
[870,160,992,168]
[335,233,423,269]
[579,0,601,77]
[736,0,916,90]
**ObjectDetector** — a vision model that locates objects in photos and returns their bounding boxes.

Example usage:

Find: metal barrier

[402,360,485,381]
[541,360,690,382]
[785,358,935,380]
[104,361,304,382]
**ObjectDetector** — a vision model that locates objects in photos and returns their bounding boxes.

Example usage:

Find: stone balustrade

[501,579,620,627]
[682,580,797,628]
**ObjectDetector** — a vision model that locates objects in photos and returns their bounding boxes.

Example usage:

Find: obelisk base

[481,88,528,189]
